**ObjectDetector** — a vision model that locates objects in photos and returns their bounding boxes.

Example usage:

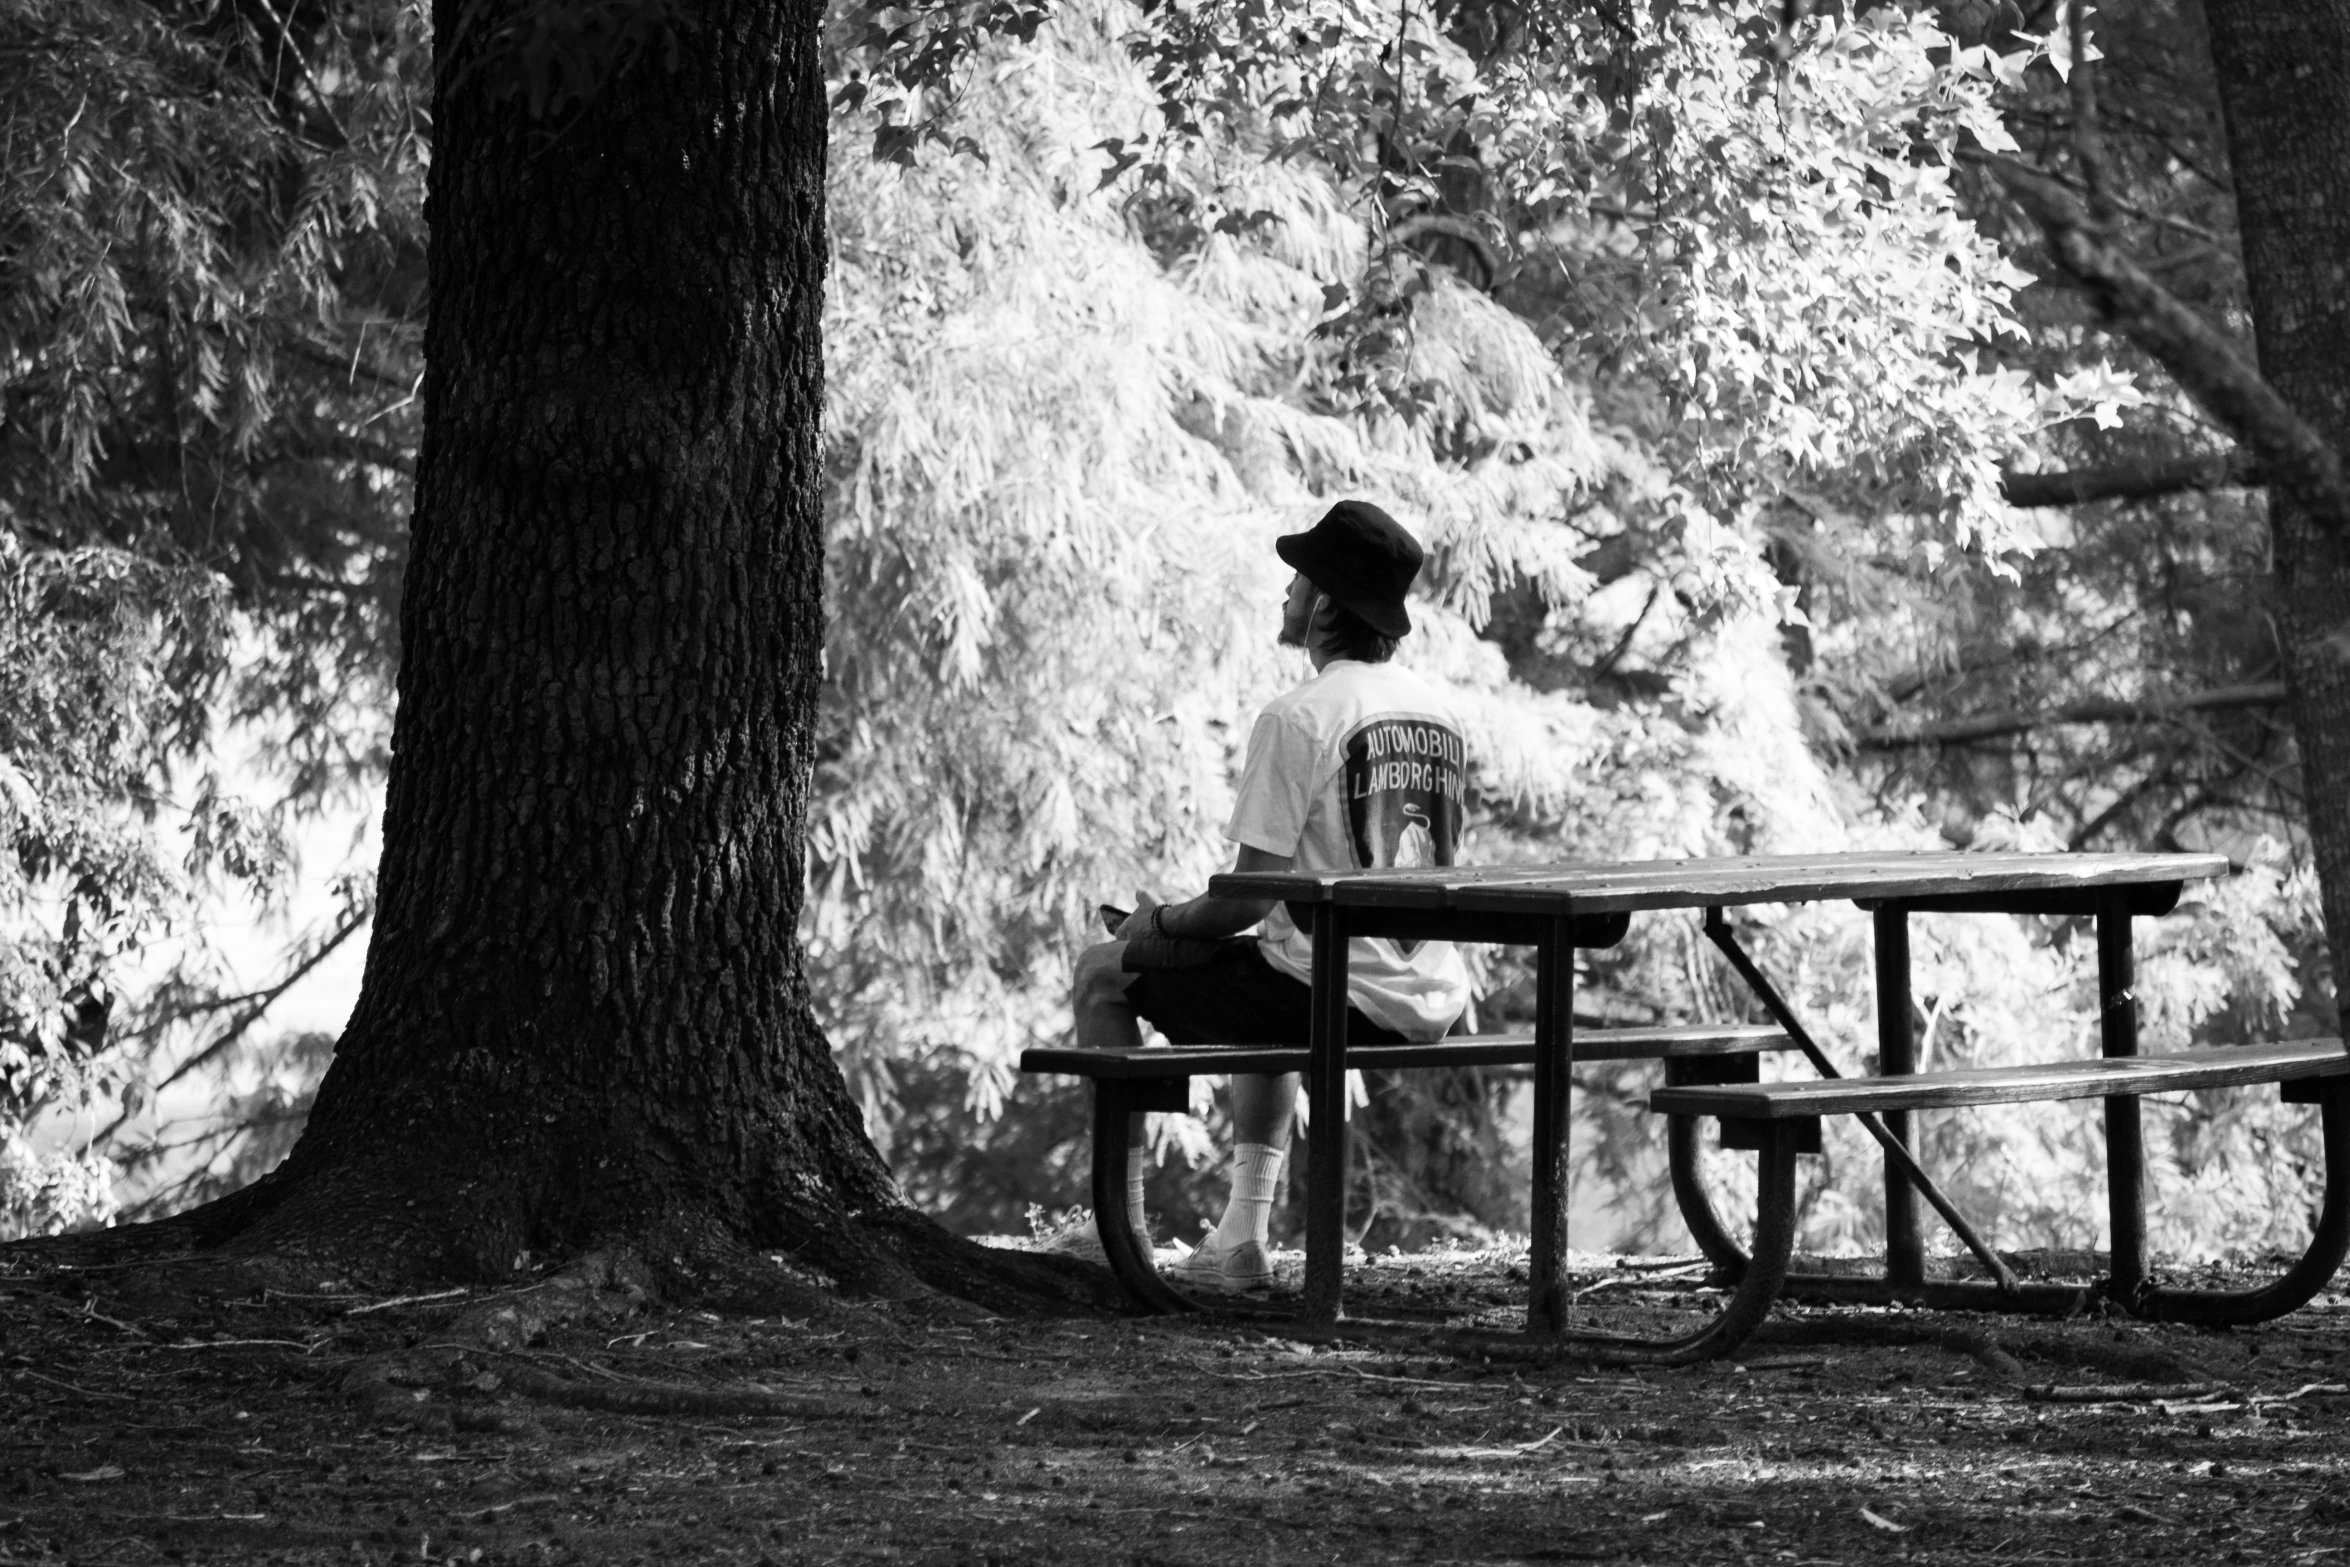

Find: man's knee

[1073,940,1133,1006]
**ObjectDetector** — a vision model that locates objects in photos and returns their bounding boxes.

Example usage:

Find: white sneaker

[1167,1233,1275,1289]
[1034,1217,1107,1261]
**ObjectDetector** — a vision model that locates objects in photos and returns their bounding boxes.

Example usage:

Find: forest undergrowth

[6,1242,2350,1565]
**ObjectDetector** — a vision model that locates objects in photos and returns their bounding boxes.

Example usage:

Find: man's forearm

[1153,892,1275,940]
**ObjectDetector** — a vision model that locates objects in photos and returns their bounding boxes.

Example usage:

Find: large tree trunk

[2202,1,2350,1011]
[138,0,1080,1308]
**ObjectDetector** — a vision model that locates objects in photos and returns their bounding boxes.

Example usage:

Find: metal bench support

[1087,1076,1292,1320]
[1664,1054,1759,1279]
[1558,1121,1812,1366]
[2133,1075,2350,1326]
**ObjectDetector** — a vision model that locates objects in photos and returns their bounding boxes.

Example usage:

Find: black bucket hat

[1275,500,1422,638]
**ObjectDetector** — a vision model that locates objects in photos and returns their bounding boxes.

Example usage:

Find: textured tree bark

[2202,1,2350,1008]
[138,0,1104,1310]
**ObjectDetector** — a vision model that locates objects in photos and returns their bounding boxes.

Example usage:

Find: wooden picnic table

[1207,849,2233,1333]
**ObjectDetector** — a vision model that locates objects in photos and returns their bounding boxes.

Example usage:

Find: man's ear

[1306,596,1344,653]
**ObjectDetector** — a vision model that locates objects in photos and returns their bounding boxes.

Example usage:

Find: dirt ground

[6,1243,2350,1566]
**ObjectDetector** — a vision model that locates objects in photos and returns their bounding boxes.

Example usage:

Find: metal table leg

[1528,914,1576,1333]
[1875,906,1923,1291]
[1302,905,1352,1323]
[2098,890,2147,1308]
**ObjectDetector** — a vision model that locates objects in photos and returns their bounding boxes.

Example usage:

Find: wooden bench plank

[1647,1038,2350,1121]
[1020,1023,1794,1081]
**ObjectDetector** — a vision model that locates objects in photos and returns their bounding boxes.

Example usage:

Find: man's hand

[1112,893,1164,943]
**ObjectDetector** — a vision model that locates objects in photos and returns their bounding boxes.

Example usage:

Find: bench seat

[1643,1037,2350,1336]
[1647,1037,2350,1122]
[1019,1022,1794,1082]
[1020,1022,1794,1322]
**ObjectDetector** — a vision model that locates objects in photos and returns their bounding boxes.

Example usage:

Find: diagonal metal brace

[1703,908,2022,1296]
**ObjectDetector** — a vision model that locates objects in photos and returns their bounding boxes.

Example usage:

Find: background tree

[2,0,412,1229]
[1,0,1106,1311]
[825,0,2328,1261]
[2195,0,2350,1019]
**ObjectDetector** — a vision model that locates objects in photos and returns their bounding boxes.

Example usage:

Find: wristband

[1151,903,1173,940]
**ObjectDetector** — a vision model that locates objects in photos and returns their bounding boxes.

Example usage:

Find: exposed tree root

[3,1167,1126,1326]
[340,1354,548,1435]
[449,1251,654,1351]
[330,1250,864,1428]
[875,1209,1130,1318]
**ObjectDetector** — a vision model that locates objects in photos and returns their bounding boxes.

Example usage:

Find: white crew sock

[1126,1143,1150,1236]
[1211,1142,1287,1250]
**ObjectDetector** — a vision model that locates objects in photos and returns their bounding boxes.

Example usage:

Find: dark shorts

[1123,938,1413,1048]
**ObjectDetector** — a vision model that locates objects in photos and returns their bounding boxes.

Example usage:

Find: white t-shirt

[1223,659,1473,1039]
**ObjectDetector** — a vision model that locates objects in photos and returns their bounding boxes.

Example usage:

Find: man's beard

[1277,624,1306,649]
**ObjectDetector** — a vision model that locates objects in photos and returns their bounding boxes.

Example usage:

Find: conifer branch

[1857,682,2289,749]
[2000,450,2261,508]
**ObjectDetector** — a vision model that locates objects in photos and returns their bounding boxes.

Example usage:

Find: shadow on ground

[5,1244,2350,1564]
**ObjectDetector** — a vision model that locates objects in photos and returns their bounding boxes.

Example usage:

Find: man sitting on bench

[1060,500,1473,1288]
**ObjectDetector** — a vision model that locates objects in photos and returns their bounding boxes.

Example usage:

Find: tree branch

[2000,450,2261,507]
[282,333,416,394]
[2067,3,2121,228]
[1856,682,2289,749]
[2065,745,2189,850]
[1389,214,1498,290]
[85,905,371,1155]
[1975,152,2350,539]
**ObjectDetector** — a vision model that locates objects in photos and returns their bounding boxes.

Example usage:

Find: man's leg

[1071,941,1150,1238]
[1073,939,1144,1053]
[1198,1069,1299,1258]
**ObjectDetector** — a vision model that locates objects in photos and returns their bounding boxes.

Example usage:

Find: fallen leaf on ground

[59,1465,124,1483]
[1860,1507,1907,1534]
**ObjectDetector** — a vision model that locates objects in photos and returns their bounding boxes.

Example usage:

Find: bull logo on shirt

[1342,719,1465,872]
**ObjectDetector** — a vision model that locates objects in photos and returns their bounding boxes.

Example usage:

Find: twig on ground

[2023,1381,2229,1403]
[2256,1383,2350,1402]
[345,1288,470,1316]
[1218,1367,1488,1389]
[1575,1262,1708,1301]
[77,1301,147,1336]
[13,1368,136,1402]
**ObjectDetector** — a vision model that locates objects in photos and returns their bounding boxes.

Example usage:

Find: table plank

[1211,851,2229,915]
[1647,1038,2350,1120]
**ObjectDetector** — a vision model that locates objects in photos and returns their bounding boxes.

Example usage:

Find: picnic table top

[1208,850,2231,916]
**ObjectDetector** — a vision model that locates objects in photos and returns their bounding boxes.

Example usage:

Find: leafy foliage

[0,0,2330,1273]
[0,0,418,1229]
